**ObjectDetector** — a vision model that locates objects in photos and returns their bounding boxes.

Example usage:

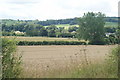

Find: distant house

[14,31,24,35]
[105,33,115,37]
[71,31,76,33]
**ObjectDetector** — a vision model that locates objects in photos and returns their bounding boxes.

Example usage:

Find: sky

[0,0,119,20]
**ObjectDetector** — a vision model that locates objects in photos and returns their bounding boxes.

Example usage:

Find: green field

[2,19,117,29]
[105,22,118,27]
[44,22,117,29]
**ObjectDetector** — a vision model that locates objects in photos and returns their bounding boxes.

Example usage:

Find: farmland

[44,24,79,29]
[16,36,79,41]
[18,45,117,78]
[105,22,118,28]
[2,36,79,41]
[1,14,119,78]
[44,22,118,29]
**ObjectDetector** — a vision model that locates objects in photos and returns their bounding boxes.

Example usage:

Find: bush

[104,35,120,45]
[58,33,74,38]
[104,45,119,77]
[2,38,22,78]
[18,41,86,45]
[88,40,106,45]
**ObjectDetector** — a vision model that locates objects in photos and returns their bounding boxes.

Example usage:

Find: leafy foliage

[77,12,106,44]
[105,46,119,77]
[2,38,22,78]
[18,41,86,45]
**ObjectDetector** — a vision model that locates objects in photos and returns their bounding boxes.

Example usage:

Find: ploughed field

[17,45,115,78]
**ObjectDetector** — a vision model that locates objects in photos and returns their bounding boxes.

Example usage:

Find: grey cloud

[0,0,118,20]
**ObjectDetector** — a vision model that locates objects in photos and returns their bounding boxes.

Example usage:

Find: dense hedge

[2,38,22,78]
[18,41,86,45]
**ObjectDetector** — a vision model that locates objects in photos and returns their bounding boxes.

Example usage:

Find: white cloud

[0,0,119,20]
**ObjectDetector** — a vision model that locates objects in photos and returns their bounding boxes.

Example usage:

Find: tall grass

[20,45,118,78]
[66,45,118,78]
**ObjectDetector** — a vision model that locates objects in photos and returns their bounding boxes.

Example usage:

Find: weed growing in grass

[70,45,118,78]
[104,45,119,78]
[20,45,116,78]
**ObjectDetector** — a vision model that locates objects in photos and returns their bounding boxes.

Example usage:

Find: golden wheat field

[2,36,79,41]
[17,45,116,78]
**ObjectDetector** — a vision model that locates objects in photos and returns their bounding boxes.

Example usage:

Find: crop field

[44,24,79,29]
[17,45,117,78]
[2,36,79,41]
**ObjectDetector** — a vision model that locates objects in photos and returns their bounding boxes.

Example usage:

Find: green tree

[25,24,40,36]
[46,25,58,31]
[116,26,120,44]
[39,27,48,36]
[68,26,78,32]
[48,30,56,37]
[77,12,105,44]
[47,25,57,37]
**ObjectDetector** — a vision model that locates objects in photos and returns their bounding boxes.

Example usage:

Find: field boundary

[18,41,87,45]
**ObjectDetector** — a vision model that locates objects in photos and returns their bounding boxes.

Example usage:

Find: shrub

[58,33,73,38]
[104,35,120,45]
[18,41,86,45]
[88,40,106,45]
[2,38,22,78]
[104,45,119,77]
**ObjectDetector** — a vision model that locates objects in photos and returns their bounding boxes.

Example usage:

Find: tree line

[1,17,118,26]
[1,19,118,37]
[2,24,78,38]
[1,12,120,44]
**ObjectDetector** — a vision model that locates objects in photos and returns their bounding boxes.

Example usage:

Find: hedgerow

[18,41,86,45]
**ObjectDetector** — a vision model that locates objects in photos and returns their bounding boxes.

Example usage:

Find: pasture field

[18,45,117,78]
[2,36,79,41]
[44,22,117,29]
[105,22,118,28]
